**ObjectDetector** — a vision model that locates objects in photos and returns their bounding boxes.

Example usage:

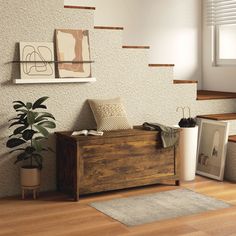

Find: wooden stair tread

[94,26,124,30]
[229,135,236,143]
[197,90,236,100]
[173,80,198,84]
[197,113,236,121]
[122,46,150,49]
[149,64,175,67]
[64,5,96,10]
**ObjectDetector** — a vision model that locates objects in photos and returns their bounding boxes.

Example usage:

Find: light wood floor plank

[1,177,236,236]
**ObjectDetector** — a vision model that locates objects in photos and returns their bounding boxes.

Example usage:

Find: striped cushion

[88,97,133,131]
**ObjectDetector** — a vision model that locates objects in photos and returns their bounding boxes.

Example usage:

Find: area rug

[90,189,231,226]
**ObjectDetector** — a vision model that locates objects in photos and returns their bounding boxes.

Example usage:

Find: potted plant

[6,96,56,189]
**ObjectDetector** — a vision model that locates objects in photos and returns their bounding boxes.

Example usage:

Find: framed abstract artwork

[196,119,229,181]
[19,42,55,79]
[55,29,92,78]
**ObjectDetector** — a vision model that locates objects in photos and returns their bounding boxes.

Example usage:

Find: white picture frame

[196,119,229,181]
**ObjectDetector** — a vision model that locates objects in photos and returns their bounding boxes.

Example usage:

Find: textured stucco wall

[65,0,203,87]
[0,0,236,197]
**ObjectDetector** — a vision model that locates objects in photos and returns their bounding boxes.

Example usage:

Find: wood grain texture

[94,26,124,30]
[1,176,236,236]
[197,113,236,121]
[229,135,236,143]
[197,90,236,100]
[56,127,180,200]
[64,5,96,10]
[149,64,175,67]
[173,80,198,84]
[122,46,150,49]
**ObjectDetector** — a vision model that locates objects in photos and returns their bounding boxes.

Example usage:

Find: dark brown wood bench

[56,127,180,201]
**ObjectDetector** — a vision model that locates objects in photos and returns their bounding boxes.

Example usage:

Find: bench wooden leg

[175,180,180,186]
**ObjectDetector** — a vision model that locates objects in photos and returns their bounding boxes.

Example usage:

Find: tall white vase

[179,126,199,181]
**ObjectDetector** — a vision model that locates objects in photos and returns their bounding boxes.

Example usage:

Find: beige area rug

[90,189,231,226]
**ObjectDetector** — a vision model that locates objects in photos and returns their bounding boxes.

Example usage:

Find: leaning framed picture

[196,119,229,181]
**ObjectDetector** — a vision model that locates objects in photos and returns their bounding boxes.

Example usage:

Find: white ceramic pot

[179,126,199,181]
[20,167,41,187]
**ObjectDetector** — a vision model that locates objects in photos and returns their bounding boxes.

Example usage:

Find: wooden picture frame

[196,119,229,181]
[55,29,91,78]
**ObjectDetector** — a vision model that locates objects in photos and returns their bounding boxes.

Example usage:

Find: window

[207,0,236,65]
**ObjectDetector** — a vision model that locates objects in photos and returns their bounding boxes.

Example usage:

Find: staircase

[64,3,236,179]
[1,0,236,197]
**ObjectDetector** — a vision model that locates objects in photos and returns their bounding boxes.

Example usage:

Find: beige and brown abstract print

[56,29,91,78]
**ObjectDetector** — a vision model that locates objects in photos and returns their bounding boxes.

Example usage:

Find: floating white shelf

[13,78,96,84]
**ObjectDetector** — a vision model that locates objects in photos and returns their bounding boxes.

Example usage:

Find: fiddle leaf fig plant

[6,97,56,169]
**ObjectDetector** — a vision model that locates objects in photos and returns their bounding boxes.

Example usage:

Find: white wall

[202,4,236,92]
[65,0,203,87]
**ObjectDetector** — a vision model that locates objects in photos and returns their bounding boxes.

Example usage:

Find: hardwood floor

[1,176,236,236]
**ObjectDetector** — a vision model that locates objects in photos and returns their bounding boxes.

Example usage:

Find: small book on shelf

[71,130,104,136]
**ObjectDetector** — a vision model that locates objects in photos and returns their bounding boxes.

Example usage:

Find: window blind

[207,0,236,25]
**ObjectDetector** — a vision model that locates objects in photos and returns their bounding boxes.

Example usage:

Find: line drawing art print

[19,42,55,79]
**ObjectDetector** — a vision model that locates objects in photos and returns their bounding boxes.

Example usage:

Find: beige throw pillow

[88,97,133,131]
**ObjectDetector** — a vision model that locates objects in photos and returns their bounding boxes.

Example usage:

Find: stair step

[149,64,175,67]
[173,80,198,84]
[197,113,236,121]
[229,135,236,143]
[64,5,96,10]
[197,90,236,100]
[122,46,150,49]
[94,26,124,30]
[197,114,236,136]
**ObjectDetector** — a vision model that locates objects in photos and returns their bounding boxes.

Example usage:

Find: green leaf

[6,138,26,148]
[26,102,32,110]
[34,125,49,137]
[37,105,47,109]
[35,112,55,122]
[37,121,56,129]
[13,101,26,107]
[9,148,25,154]
[17,113,27,118]
[14,152,29,164]
[9,117,20,122]
[32,97,49,110]
[34,117,47,123]
[15,114,27,123]
[22,130,37,141]
[25,146,36,154]
[33,154,43,169]
[15,109,28,113]
[32,139,42,152]
[35,136,47,141]
[13,104,24,110]
[27,111,36,125]
[9,120,25,128]
[13,125,27,135]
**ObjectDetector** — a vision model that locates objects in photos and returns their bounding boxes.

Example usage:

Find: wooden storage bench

[56,127,180,201]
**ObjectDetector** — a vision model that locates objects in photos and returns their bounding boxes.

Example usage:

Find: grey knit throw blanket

[142,122,180,148]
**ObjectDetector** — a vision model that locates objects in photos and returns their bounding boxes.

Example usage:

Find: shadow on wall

[72,101,97,131]
[2,43,20,87]
[0,113,10,158]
